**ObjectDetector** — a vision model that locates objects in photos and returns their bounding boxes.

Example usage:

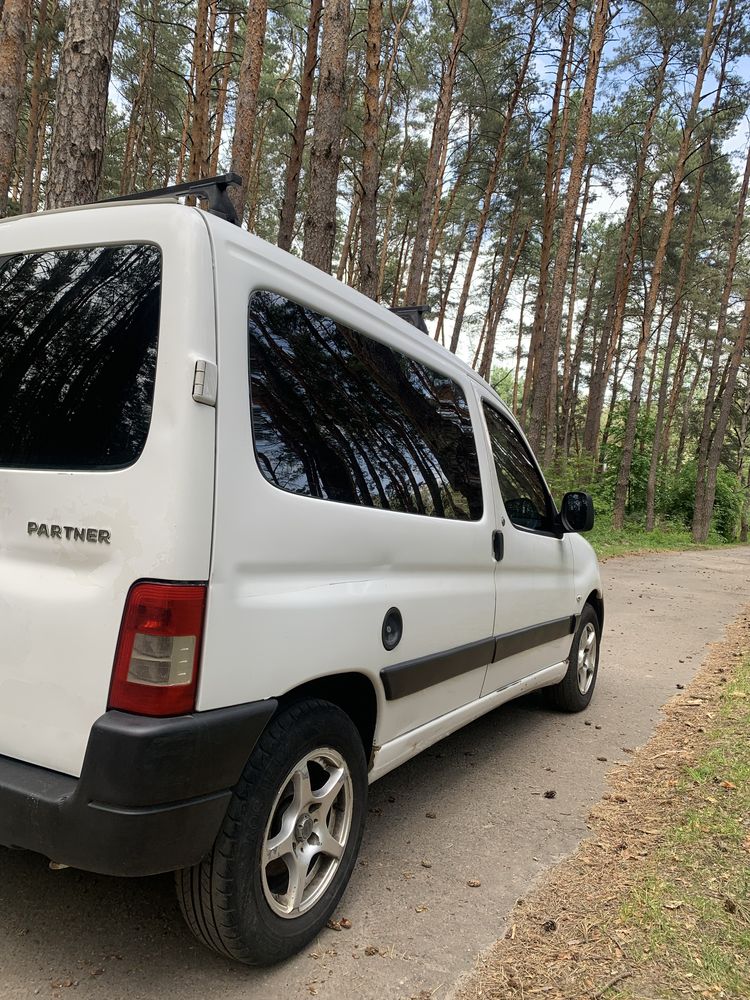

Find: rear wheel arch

[276,672,379,763]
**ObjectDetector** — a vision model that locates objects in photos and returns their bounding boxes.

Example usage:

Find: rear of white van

[0,203,272,875]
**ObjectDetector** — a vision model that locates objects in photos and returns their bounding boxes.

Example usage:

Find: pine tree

[47,0,120,208]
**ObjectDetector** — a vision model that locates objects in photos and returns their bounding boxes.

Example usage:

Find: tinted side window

[247,290,482,520]
[0,244,161,470]
[483,404,553,532]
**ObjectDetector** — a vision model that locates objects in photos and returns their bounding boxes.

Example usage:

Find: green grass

[587,514,728,559]
[614,661,750,999]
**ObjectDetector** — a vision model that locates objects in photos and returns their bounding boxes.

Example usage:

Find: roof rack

[389,305,431,335]
[101,173,243,226]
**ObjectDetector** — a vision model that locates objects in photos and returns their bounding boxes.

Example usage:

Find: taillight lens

[108,581,207,716]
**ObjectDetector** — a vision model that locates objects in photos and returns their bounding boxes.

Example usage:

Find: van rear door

[0,204,216,778]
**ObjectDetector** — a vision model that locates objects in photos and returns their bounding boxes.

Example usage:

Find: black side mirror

[560,491,595,533]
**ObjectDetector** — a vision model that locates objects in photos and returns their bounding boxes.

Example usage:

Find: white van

[0,177,603,966]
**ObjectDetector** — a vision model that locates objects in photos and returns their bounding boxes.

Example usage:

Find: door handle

[492,530,504,562]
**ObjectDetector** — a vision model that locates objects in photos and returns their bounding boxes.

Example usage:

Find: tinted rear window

[0,243,161,470]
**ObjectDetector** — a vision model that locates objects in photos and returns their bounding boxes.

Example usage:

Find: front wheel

[176,698,368,965]
[546,604,600,712]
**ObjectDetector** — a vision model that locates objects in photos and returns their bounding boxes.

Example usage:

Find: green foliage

[663,462,743,541]
[489,366,516,406]
[585,515,723,559]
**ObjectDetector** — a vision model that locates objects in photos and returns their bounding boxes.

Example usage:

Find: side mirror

[560,491,595,533]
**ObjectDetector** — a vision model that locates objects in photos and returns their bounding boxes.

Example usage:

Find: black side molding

[494,615,577,663]
[380,637,496,701]
[381,615,577,701]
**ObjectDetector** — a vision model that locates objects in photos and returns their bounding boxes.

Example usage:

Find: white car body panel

[197,218,497,744]
[0,205,216,776]
[0,201,604,787]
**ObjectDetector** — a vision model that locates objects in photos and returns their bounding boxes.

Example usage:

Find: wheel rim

[261,747,353,919]
[577,622,597,695]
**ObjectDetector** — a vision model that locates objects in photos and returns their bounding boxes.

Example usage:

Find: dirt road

[1,547,748,1000]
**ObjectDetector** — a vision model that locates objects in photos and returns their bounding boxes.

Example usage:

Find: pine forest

[1,0,749,545]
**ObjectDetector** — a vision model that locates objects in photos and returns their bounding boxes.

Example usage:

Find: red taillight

[108,581,207,716]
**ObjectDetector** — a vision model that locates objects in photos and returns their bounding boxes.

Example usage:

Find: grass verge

[587,516,728,560]
[452,612,750,1000]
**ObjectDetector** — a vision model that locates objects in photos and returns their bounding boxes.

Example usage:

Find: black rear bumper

[0,700,276,877]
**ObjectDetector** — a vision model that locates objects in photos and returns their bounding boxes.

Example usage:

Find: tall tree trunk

[556,161,593,454]
[643,303,665,424]
[46,0,120,209]
[582,45,670,454]
[528,0,609,461]
[599,333,625,465]
[278,0,322,251]
[512,274,530,414]
[418,111,452,303]
[302,0,350,273]
[176,26,196,186]
[675,318,710,476]
[739,368,750,542]
[244,43,294,228]
[120,0,155,194]
[693,140,750,541]
[562,244,602,460]
[472,242,505,367]
[694,283,750,542]
[378,0,410,121]
[31,10,54,208]
[0,0,32,216]
[448,2,540,354]
[422,124,477,303]
[336,188,359,280]
[391,218,411,305]
[187,0,211,183]
[377,98,409,298]
[210,11,236,174]
[358,0,382,299]
[229,0,268,220]
[433,220,469,345]
[522,0,577,425]
[478,219,529,380]
[20,0,48,213]
[611,0,720,529]
[662,304,695,466]
[644,72,726,529]
[402,0,469,304]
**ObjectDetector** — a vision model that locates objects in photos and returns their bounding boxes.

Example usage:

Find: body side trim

[370,660,569,781]
[380,615,576,701]
[493,615,577,663]
[380,637,495,701]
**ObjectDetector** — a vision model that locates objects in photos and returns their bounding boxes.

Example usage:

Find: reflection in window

[0,244,161,470]
[483,404,553,532]
[247,291,483,520]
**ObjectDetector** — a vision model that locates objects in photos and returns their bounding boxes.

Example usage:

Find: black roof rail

[101,173,243,226]
[390,305,431,335]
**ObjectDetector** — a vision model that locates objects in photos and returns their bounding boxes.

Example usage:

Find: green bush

[663,462,742,541]
[713,466,743,541]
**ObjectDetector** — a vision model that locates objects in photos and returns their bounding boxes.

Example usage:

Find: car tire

[546,604,600,712]
[175,698,368,965]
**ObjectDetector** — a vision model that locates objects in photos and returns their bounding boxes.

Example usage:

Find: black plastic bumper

[0,700,277,877]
